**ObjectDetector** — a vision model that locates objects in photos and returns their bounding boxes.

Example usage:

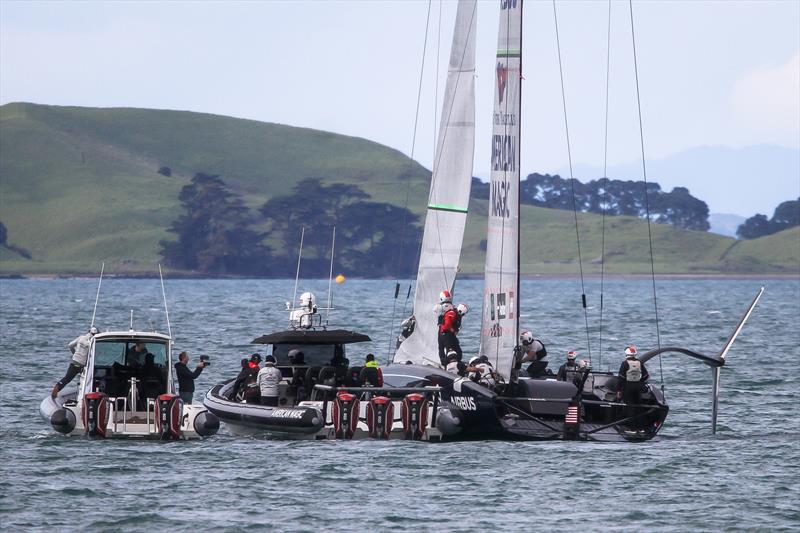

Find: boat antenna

[90,262,104,328]
[129,310,134,331]
[291,227,305,316]
[598,0,612,370]
[325,226,336,326]
[628,0,664,392]
[158,264,173,340]
[553,0,592,362]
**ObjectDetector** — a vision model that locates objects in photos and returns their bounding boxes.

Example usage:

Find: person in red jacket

[437,292,468,366]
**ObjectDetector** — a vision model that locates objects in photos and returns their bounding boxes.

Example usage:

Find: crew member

[228,357,251,401]
[51,326,99,398]
[467,355,496,389]
[359,353,383,387]
[243,353,262,404]
[438,293,468,366]
[257,354,282,406]
[617,346,650,404]
[174,351,205,404]
[127,341,148,367]
[556,350,580,382]
[519,330,548,378]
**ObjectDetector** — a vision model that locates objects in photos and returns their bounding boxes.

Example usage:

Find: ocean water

[1,277,798,532]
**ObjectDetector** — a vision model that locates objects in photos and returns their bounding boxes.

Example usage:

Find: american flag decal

[565,405,579,425]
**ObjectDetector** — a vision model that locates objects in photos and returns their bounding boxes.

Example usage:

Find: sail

[394,0,477,365]
[479,0,522,380]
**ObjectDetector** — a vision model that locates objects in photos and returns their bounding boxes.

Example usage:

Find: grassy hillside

[1,102,796,276]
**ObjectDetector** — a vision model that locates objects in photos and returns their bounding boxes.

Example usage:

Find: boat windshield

[271,343,347,367]
[94,340,168,367]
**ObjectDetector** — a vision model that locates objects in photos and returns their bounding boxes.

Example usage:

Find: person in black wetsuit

[174,351,205,404]
[617,346,650,404]
[228,357,250,400]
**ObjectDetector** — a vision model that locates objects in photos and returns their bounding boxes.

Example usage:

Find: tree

[259,179,421,277]
[737,197,800,239]
[160,173,272,275]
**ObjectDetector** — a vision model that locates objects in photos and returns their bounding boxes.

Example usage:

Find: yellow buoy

[335,274,346,284]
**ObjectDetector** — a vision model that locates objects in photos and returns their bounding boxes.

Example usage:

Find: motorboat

[40,330,219,439]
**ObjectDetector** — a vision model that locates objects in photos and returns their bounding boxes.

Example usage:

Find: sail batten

[479,0,523,381]
[394,0,477,366]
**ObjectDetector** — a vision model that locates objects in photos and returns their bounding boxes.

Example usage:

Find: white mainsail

[479,0,522,380]
[394,0,477,365]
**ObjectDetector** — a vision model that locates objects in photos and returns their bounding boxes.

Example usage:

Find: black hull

[384,365,668,443]
[204,380,324,436]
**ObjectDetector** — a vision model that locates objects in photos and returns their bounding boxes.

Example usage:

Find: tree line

[472,173,710,231]
[160,174,421,277]
[736,198,799,239]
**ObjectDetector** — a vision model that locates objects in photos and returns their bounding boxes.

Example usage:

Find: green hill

[1,102,796,276]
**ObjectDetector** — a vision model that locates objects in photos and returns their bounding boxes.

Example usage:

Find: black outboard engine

[51,407,77,435]
[156,393,184,440]
[82,392,110,438]
[333,392,359,439]
[366,396,393,439]
[401,393,428,440]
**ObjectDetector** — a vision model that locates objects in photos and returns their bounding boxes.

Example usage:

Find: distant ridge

[1,102,797,276]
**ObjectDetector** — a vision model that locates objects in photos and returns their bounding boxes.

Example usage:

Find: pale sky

[2,0,799,212]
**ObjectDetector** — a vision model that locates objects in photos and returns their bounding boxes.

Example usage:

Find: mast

[479,0,523,381]
[394,0,477,366]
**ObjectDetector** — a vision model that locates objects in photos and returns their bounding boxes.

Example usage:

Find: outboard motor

[192,410,220,437]
[332,392,359,439]
[51,407,77,435]
[366,396,393,439]
[156,393,184,440]
[401,393,428,440]
[82,392,110,438]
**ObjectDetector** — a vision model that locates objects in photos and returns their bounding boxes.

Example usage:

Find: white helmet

[439,290,452,304]
[625,346,638,358]
[456,303,469,316]
[299,291,316,309]
[469,356,481,366]
[579,359,591,369]
[89,326,99,335]
[520,331,534,346]
[567,350,577,360]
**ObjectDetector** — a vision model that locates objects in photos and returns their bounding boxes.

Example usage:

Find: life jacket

[436,303,454,325]
[626,359,642,382]
[439,307,460,334]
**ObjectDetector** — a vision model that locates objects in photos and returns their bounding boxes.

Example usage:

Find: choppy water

[1,277,798,531]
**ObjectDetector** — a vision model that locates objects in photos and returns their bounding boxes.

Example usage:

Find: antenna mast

[90,262,105,328]
[158,264,173,339]
[325,226,336,326]
[290,227,306,315]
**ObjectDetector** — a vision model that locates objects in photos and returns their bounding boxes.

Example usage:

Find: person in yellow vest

[617,346,650,404]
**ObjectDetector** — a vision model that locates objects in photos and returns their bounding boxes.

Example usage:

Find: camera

[200,355,211,367]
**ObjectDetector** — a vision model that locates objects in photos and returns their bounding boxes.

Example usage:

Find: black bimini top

[252,329,371,345]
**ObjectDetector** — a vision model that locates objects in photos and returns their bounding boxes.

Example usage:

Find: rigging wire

[386,0,433,360]
[552,0,592,362]
[599,0,612,370]
[628,0,664,390]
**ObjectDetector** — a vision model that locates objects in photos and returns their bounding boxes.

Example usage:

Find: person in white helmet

[519,330,548,378]
[617,346,650,404]
[51,326,99,398]
[436,291,467,366]
[556,350,580,382]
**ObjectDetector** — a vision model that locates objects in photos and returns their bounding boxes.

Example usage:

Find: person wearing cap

[174,351,206,404]
[556,350,580,382]
[258,354,283,406]
[519,330,548,378]
[359,353,383,387]
[51,326,99,398]
[617,346,650,404]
